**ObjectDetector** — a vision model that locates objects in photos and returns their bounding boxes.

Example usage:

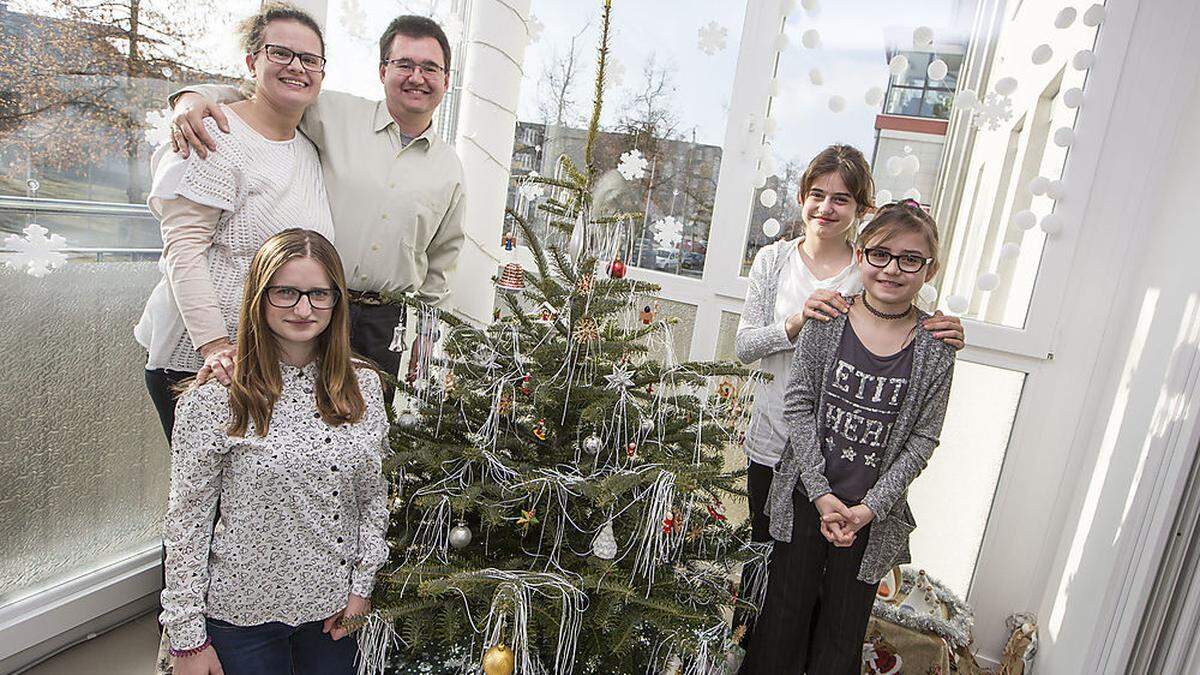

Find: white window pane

[509,0,748,279]
[908,360,1025,597]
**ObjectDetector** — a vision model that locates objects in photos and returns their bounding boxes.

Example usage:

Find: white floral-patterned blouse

[159,362,390,651]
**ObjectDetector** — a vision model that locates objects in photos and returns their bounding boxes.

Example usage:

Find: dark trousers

[742,494,877,675]
[144,368,195,441]
[349,299,403,401]
[734,459,775,655]
[207,617,358,675]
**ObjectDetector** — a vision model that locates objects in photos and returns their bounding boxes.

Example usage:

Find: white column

[451,0,532,324]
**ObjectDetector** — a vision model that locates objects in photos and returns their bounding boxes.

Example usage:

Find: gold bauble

[482,643,515,675]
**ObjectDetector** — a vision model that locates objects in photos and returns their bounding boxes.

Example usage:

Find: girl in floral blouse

[160,228,389,675]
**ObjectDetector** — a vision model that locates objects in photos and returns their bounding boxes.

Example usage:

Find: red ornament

[519,374,532,395]
[662,513,677,534]
[607,256,627,279]
[625,441,637,458]
[706,501,727,521]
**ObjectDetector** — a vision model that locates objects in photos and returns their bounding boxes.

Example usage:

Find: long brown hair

[796,144,875,243]
[228,229,366,437]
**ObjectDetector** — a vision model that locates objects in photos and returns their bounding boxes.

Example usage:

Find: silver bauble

[397,412,420,430]
[638,419,655,435]
[583,434,603,454]
[449,521,473,549]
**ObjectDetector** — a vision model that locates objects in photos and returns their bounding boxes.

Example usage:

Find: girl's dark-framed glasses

[265,286,340,310]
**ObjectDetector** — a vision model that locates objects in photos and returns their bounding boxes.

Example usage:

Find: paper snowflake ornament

[618,149,649,181]
[971,93,1013,131]
[527,14,544,43]
[143,108,173,148]
[4,224,68,278]
[518,171,545,200]
[339,0,368,40]
[603,363,635,390]
[606,58,625,88]
[697,21,728,55]
[652,216,684,249]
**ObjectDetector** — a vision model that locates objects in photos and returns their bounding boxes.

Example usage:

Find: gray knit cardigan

[766,311,957,583]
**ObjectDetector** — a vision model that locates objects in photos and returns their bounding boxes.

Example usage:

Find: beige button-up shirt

[178,86,466,307]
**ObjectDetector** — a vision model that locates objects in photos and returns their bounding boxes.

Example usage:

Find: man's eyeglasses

[862,247,934,274]
[265,286,340,310]
[381,58,446,77]
[257,44,326,72]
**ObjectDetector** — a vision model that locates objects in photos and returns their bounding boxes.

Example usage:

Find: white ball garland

[1031,44,1053,65]
[1028,176,1050,196]
[1055,7,1078,29]
[954,89,980,110]
[875,189,893,205]
[995,77,1018,96]
[828,95,846,113]
[889,54,910,76]
[1012,210,1037,230]
[1083,4,1107,27]
[762,218,782,238]
[1040,213,1064,235]
[913,26,934,47]
[801,29,821,50]
[946,295,970,314]
[1063,87,1084,109]
[1045,180,1065,201]
[1072,49,1096,71]
[999,242,1021,262]
[1053,127,1076,148]
[865,86,884,106]
[928,58,949,81]
[809,68,824,86]
[976,272,1000,292]
[759,188,779,208]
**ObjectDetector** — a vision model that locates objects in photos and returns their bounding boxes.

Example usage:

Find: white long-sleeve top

[134,105,334,372]
[160,363,390,651]
[735,239,862,467]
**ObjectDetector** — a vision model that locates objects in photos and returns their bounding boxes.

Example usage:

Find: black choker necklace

[860,291,912,320]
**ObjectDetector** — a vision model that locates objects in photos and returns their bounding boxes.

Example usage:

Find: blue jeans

[206,617,358,675]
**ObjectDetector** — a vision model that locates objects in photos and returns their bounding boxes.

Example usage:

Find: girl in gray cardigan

[742,201,957,674]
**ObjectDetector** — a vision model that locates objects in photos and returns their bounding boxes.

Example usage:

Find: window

[883,51,962,120]
[507,0,748,279]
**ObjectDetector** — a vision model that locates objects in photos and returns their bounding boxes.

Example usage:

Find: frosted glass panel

[715,310,741,363]
[0,263,168,604]
[907,360,1024,598]
[642,297,697,362]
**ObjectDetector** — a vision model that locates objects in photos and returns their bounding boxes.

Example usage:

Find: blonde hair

[227,229,366,437]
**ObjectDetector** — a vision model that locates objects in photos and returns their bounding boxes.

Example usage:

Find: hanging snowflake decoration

[4,224,69,278]
[143,108,173,148]
[519,171,545,200]
[528,14,545,43]
[618,149,649,181]
[652,216,684,249]
[606,58,626,88]
[603,363,635,390]
[339,0,369,40]
[971,93,1013,131]
[697,21,728,55]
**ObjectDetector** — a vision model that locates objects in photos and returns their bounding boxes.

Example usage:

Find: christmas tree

[361,3,767,673]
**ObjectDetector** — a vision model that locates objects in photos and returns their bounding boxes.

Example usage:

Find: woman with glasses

[136,2,334,441]
[732,145,963,667]
[161,229,389,675]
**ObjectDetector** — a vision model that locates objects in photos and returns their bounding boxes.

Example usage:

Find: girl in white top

[135,4,334,440]
[731,144,964,657]
[161,228,389,675]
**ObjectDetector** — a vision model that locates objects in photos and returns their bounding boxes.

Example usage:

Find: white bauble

[1083,4,1107,27]
[397,412,421,430]
[865,86,884,106]
[1053,127,1075,148]
[1040,213,1064,235]
[1045,180,1065,200]
[1028,176,1050,196]
[1063,87,1084,109]
[954,88,980,110]
[875,189,893,205]
[583,434,603,454]
[927,58,948,81]
[976,272,1000,292]
[1012,210,1037,230]
[1055,7,1078,29]
[889,54,909,76]
[913,26,934,47]
[995,77,1018,96]
[903,154,921,175]
[759,188,779,208]
[886,155,904,177]
[762,218,782,238]
[1072,49,1096,71]
[999,242,1021,262]
[801,29,821,49]
[449,522,473,549]
[809,68,824,86]
[1031,44,1053,65]
[945,295,969,314]
[592,521,618,560]
[828,95,846,113]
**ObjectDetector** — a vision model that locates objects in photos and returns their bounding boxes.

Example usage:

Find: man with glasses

[168,16,464,399]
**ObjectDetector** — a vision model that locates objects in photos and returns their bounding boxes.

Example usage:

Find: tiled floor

[23,612,160,675]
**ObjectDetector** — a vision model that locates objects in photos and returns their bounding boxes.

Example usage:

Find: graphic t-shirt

[820,320,915,504]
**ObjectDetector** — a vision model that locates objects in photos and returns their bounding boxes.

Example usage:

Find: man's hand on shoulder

[171,93,230,160]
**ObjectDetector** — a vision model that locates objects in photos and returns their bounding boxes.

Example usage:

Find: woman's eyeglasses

[265,286,340,310]
[257,44,326,72]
